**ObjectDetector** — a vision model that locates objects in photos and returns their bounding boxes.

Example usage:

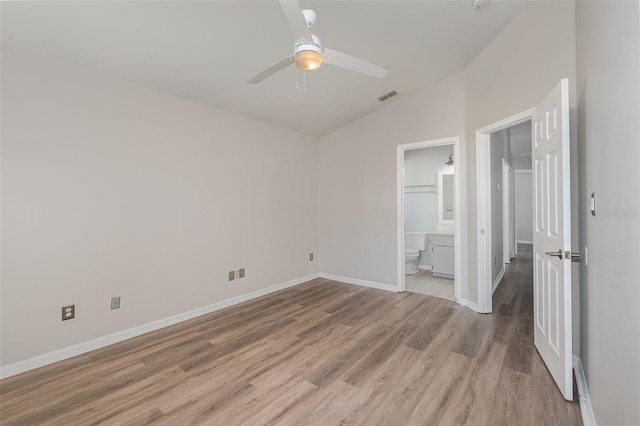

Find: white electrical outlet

[62,304,75,321]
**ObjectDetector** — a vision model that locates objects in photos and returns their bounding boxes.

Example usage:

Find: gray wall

[576,1,640,424]
[318,73,466,286]
[515,171,533,243]
[1,50,319,367]
[319,2,576,307]
[510,121,532,171]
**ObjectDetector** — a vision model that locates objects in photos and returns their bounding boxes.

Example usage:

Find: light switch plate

[110,296,121,310]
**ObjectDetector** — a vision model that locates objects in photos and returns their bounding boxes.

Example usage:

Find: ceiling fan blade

[247,56,295,84]
[322,48,388,78]
[279,0,314,45]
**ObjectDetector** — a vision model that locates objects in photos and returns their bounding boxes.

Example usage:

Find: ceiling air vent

[377,90,398,102]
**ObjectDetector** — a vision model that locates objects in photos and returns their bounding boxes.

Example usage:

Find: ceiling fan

[247,0,388,84]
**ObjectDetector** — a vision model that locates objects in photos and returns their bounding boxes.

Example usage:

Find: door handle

[545,249,582,262]
[545,249,563,259]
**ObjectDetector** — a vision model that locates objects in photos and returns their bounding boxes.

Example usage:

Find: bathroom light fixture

[446,154,454,167]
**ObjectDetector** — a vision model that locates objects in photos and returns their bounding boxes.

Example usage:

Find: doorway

[484,122,532,296]
[477,80,574,401]
[396,137,461,302]
[475,109,534,313]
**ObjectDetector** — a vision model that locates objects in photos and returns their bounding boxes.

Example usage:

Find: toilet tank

[405,232,428,250]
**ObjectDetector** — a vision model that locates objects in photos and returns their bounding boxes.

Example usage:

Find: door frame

[502,158,514,264]
[476,109,534,313]
[396,137,462,302]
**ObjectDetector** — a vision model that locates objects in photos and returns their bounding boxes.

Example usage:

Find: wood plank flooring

[0,245,582,425]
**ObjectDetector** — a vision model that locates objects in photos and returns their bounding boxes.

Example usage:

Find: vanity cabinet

[430,234,455,278]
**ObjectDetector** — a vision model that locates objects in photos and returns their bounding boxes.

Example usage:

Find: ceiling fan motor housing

[302,9,317,28]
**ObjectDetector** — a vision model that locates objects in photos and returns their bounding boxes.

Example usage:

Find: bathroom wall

[404,145,454,268]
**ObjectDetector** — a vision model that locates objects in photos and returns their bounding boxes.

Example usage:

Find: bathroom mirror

[438,170,454,224]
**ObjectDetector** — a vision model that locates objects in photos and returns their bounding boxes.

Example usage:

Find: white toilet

[404,232,428,275]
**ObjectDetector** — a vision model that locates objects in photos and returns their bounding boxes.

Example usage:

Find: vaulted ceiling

[1,1,526,136]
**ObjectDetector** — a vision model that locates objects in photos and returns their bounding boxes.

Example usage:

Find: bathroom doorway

[396,137,461,303]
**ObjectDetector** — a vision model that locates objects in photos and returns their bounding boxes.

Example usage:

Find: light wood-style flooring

[0,244,581,425]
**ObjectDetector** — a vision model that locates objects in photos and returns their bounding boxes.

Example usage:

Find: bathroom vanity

[429,231,454,279]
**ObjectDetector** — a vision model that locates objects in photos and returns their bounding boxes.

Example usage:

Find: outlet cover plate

[62,304,75,321]
[239,268,245,278]
[110,296,121,310]
[228,271,235,281]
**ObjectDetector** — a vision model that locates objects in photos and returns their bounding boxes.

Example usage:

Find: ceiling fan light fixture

[246,2,388,84]
[295,49,323,71]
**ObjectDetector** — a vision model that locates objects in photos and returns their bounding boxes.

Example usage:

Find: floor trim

[319,273,399,293]
[492,267,506,294]
[457,298,481,312]
[0,273,320,379]
[573,355,597,426]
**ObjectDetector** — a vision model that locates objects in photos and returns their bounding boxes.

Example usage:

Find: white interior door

[532,79,573,400]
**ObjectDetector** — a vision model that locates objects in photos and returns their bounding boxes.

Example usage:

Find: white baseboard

[457,298,481,312]
[417,265,432,271]
[517,240,533,244]
[573,355,596,426]
[492,268,506,294]
[0,273,320,379]
[319,273,399,293]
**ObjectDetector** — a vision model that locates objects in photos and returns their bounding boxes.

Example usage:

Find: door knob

[545,249,581,261]
[545,249,563,259]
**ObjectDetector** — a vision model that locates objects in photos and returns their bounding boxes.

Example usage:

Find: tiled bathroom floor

[405,269,455,301]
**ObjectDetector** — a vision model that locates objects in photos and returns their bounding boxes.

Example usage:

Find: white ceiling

[1,1,526,137]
